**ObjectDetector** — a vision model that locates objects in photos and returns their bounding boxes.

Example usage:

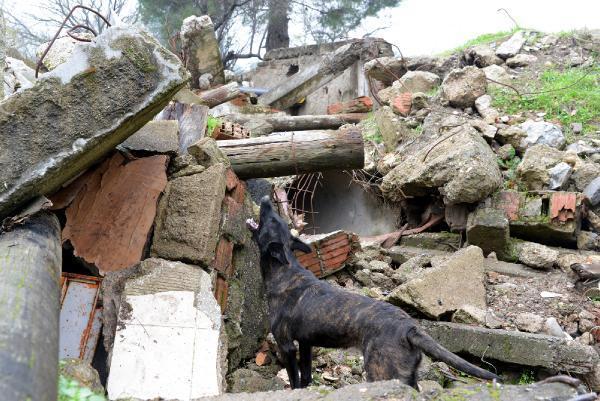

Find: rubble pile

[0,15,599,401]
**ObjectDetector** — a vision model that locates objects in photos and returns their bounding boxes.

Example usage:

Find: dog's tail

[408,326,501,381]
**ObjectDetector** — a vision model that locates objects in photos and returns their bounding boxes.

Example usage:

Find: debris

[391,93,412,116]
[548,162,573,190]
[62,153,168,274]
[0,25,188,220]
[0,212,61,401]
[496,31,526,59]
[516,312,545,333]
[364,56,407,84]
[474,94,499,123]
[294,230,361,278]
[517,145,565,190]
[59,273,102,362]
[217,127,364,179]
[519,120,566,150]
[441,66,487,108]
[327,96,373,115]
[157,101,209,154]
[120,120,180,154]
[36,34,93,71]
[396,71,441,93]
[181,15,225,87]
[544,317,571,339]
[211,120,252,140]
[1,196,52,232]
[224,113,367,136]
[228,369,285,393]
[584,177,600,206]
[540,291,563,298]
[482,64,512,87]
[506,54,538,68]
[463,44,503,67]
[517,241,559,269]
[466,207,510,258]
[189,137,231,168]
[59,358,104,395]
[196,82,242,107]
[3,56,35,97]
[107,258,226,400]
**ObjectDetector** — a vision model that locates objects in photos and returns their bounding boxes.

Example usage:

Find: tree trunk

[196,82,241,108]
[266,0,290,51]
[0,212,62,401]
[216,127,364,179]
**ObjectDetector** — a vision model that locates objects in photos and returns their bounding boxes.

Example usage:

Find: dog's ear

[290,236,312,254]
[267,242,289,265]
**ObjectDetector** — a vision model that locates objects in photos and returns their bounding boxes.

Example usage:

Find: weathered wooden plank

[196,82,241,108]
[225,113,367,135]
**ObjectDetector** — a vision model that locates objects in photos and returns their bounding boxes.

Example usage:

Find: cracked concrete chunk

[121,120,180,154]
[151,163,227,266]
[0,24,189,219]
[107,258,225,400]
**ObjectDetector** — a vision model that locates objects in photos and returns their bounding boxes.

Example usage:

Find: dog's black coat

[247,196,500,389]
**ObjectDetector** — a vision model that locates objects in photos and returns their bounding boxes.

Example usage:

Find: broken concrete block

[0,25,188,219]
[151,163,227,266]
[474,94,499,123]
[506,53,538,68]
[120,120,179,154]
[466,207,510,258]
[107,258,225,400]
[327,96,373,114]
[61,153,168,274]
[463,44,503,67]
[387,246,486,318]
[36,34,94,71]
[482,64,512,88]
[421,320,599,374]
[515,312,545,333]
[548,162,573,190]
[181,15,225,87]
[3,57,35,97]
[396,70,441,93]
[517,144,564,189]
[363,56,407,85]
[496,31,526,59]
[188,137,231,168]
[517,241,559,269]
[441,66,487,108]
[519,120,565,150]
[584,176,600,206]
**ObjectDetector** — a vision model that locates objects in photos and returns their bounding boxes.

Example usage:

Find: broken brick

[214,275,229,312]
[550,192,577,223]
[294,231,360,278]
[213,238,234,278]
[225,168,240,192]
[327,96,373,115]
[391,93,412,116]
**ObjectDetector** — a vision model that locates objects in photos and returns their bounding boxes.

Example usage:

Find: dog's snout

[260,195,273,210]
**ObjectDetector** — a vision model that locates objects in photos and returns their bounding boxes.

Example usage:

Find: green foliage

[517,369,536,385]
[440,28,521,56]
[206,116,222,135]
[58,375,105,401]
[360,113,383,144]
[491,65,600,138]
[498,154,522,190]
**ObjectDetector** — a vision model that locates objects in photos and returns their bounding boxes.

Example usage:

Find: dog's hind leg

[279,342,301,389]
[299,342,312,388]
[363,339,420,388]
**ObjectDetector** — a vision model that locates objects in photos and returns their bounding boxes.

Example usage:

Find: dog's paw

[246,218,259,231]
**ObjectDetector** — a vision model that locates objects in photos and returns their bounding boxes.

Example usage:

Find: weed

[517,369,536,385]
[361,112,383,144]
[206,116,222,136]
[58,375,106,401]
[440,28,521,56]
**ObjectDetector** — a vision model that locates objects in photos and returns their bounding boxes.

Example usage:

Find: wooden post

[216,127,364,179]
[0,212,62,401]
[196,82,241,108]
[224,113,367,135]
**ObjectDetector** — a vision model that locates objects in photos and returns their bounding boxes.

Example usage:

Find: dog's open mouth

[246,218,259,231]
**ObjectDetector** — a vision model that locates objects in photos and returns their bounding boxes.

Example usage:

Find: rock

[151,163,227,266]
[577,231,600,251]
[516,312,545,333]
[496,31,526,59]
[544,317,570,339]
[452,305,503,328]
[587,210,600,232]
[482,64,512,87]
[569,51,585,67]
[36,34,94,71]
[387,246,486,319]
[466,208,510,258]
[497,144,516,160]
[571,122,583,134]
[506,54,538,68]
[373,106,416,151]
[411,92,429,110]
[107,258,226,400]
[441,66,487,108]
[548,162,572,190]
[540,35,559,47]
[519,120,565,149]
[59,358,104,395]
[0,25,189,220]
[188,137,232,168]
[199,72,213,89]
[224,69,236,83]
[228,369,285,393]
[469,119,497,141]
[381,122,502,204]
[474,94,499,123]
[577,332,593,345]
[396,71,441,93]
[181,15,225,86]
[464,45,503,67]
[572,163,600,192]
[517,241,558,269]
[121,120,180,154]
[3,57,35,97]
[496,126,528,152]
[583,177,600,206]
[517,144,564,190]
[421,320,598,374]
[364,56,407,85]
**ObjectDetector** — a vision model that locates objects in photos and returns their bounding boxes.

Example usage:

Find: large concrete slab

[107,258,225,400]
[0,25,189,219]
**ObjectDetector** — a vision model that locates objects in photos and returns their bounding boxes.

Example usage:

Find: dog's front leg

[299,342,312,388]
[279,342,300,389]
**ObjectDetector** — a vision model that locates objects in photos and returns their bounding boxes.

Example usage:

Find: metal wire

[277,172,323,234]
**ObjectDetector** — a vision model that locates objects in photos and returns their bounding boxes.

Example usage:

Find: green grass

[58,375,106,401]
[360,112,383,144]
[491,65,600,138]
[517,369,536,385]
[440,28,521,56]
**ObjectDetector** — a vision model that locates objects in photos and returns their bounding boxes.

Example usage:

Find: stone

[107,258,226,400]
[517,241,558,269]
[464,45,503,67]
[0,25,188,220]
[3,56,35,97]
[364,56,407,85]
[571,122,583,134]
[577,231,600,251]
[327,96,373,114]
[228,369,285,393]
[516,312,544,333]
[381,122,502,204]
[59,358,104,395]
[572,162,600,192]
[188,137,231,168]
[466,208,510,258]
[519,120,565,149]
[151,163,227,266]
[451,305,503,329]
[181,15,225,87]
[497,144,516,160]
[397,71,441,93]
[387,246,486,319]
[421,320,598,374]
[583,176,600,206]
[544,317,570,339]
[411,92,429,110]
[548,162,572,190]
[120,120,180,154]
[372,106,416,152]
[36,34,94,71]
[441,66,487,108]
[474,94,499,123]
[469,119,497,141]
[496,31,526,59]
[517,144,564,190]
[506,53,538,68]
[482,64,511,87]
[496,126,527,152]
[540,35,559,47]
[199,72,213,90]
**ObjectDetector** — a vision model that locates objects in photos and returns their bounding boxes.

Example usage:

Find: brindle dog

[247,196,500,389]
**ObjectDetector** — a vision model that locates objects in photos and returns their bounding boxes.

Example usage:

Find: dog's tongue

[246,218,259,231]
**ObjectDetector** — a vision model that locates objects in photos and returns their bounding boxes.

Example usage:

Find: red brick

[392,93,412,116]
[327,96,373,115]
[213,275,229,312]
[225,168,239,192]
[213,237,234,277]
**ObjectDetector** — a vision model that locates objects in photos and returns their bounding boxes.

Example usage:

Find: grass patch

[440,28,521,56]
[491,65,600,138]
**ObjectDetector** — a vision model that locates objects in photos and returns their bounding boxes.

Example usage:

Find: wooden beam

[196,82,241,108]
[225,113,367,135]
[0,212,62,401]
[216,127,364,179]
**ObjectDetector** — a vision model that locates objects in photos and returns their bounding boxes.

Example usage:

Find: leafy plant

[206,116,222,136]
[517,369,536,385]
[58,375,106,401]
[361,113,383,144]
